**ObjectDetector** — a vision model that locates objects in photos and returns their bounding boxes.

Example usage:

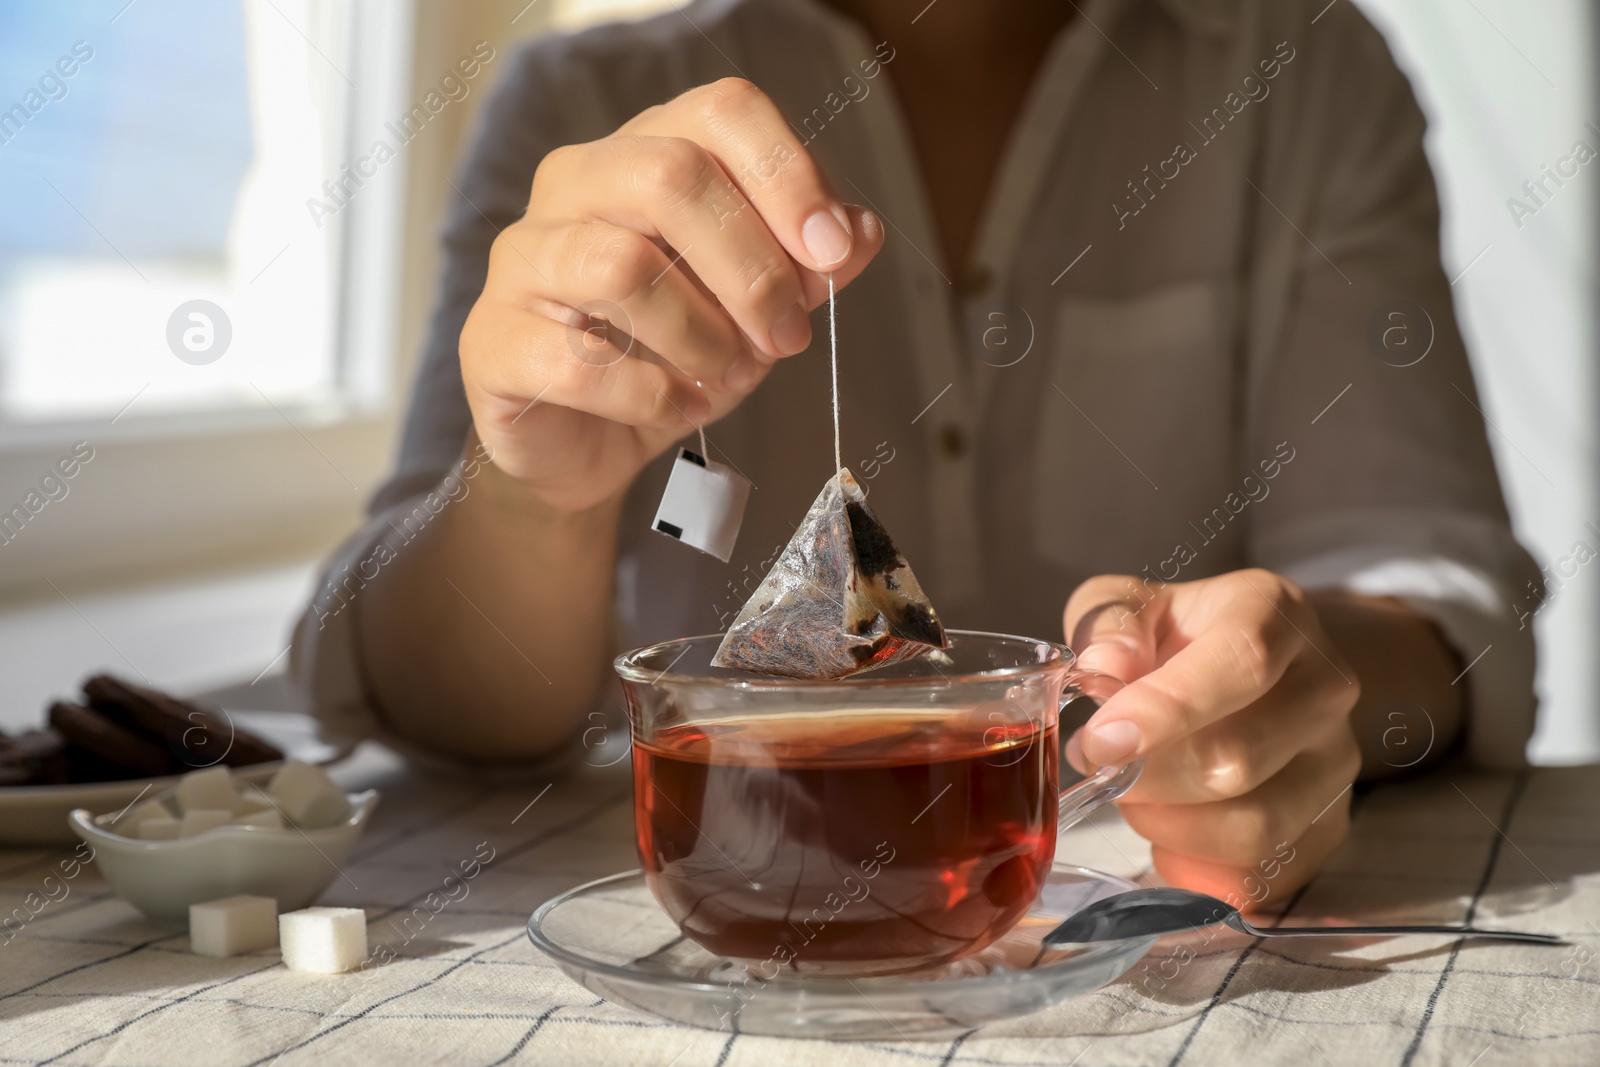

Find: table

[1,743,1595,1066]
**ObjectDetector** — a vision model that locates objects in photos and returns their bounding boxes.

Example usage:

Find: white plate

[0,710,352,846]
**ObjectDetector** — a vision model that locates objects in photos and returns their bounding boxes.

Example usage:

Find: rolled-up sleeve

[1246,7,1540,768]
[287,41,575,767]
[289,503,427,763]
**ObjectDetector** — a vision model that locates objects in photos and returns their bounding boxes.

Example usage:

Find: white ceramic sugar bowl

[69,787,378,925]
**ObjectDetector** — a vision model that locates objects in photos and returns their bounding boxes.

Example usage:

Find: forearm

[1308,590,1464,781]
[353,449,624,764]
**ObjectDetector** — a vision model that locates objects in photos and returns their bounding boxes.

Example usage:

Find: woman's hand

[1063,570,1364,909]
[458,77,885,513]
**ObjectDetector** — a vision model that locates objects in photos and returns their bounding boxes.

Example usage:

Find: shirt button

[938,425,967,458]
[956,264,992,300]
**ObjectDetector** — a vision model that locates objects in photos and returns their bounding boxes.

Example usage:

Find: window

[0,1,376,430]
[0,0,413,586]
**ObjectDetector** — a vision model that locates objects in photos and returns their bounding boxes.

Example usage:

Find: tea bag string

[828,272,841,484]
[696,275,829,470]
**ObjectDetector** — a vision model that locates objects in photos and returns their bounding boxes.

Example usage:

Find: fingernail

[722,354,760,391]
[802,208,852,268]
[770,303,812,356]
[1085,719,1142,765]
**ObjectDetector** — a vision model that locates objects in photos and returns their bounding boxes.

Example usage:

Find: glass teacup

[614,630,1140,977]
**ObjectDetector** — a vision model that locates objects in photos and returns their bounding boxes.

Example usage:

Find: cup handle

[1056,668,1142,832]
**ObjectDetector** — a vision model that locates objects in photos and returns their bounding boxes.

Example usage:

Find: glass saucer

[526,865,1156,1040]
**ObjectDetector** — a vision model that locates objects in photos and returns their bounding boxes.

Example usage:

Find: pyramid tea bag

[713,468,949,678]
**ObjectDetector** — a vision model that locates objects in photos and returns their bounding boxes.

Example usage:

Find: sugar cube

[112,797,173,837]
[232,792,274,816]
[279,907,367,973]
[231,808,283,829]
[189,895,278,958]
[179,808,234,837]
[176,766,238,814]
[137,816,181,840]
[267,761,350,829]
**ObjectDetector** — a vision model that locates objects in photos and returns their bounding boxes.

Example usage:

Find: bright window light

[0,0,349,426]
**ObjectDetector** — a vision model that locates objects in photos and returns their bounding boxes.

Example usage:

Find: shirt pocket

[1032,279,1240,576]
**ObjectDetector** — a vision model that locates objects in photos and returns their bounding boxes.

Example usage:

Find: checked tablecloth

[1,741,1596,1066]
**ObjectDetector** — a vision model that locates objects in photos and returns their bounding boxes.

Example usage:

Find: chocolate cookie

[83,675,282,768]
[47,702,173,778]
[61,745,137,784]
[0,728,66,786]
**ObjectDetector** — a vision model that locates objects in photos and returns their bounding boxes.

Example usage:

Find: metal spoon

[1044,887,1565,946]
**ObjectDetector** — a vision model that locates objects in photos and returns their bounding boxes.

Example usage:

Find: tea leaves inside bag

[712,468,949,678]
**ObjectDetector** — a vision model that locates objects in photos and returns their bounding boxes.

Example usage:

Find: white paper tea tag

[651,447,752,563]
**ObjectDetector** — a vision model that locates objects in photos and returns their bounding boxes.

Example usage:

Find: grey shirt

[292,0,1540,768]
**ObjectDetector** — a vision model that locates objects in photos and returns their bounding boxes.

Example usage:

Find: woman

[292,0,1538,903]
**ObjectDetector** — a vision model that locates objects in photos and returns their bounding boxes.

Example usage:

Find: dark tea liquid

[633,709,1057,975]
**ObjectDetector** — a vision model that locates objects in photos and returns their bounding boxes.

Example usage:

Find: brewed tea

[634,709,1057,975]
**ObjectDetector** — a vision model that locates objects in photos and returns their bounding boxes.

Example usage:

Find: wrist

[466,430,627,533]
[1308,589,1465,779]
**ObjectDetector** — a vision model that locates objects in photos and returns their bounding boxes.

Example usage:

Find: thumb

[796,205,885,306]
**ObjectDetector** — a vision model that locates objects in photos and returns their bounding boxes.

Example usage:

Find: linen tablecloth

[2,742,1595,1066]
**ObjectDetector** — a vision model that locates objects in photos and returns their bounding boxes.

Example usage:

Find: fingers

[1120,727,1361,872]
[503,220,761,390]
[536,133,812,359]
[1148,786,1354,911]
[469,77,887,461]
[1115,660,1355,805]
[485,198,878,423]
[460,301,709,431]
[1062,568,1363,907]
[1076,570,1347,766]
[527,209,882,389]
[624,78,857,273]
[539,79,886,362]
